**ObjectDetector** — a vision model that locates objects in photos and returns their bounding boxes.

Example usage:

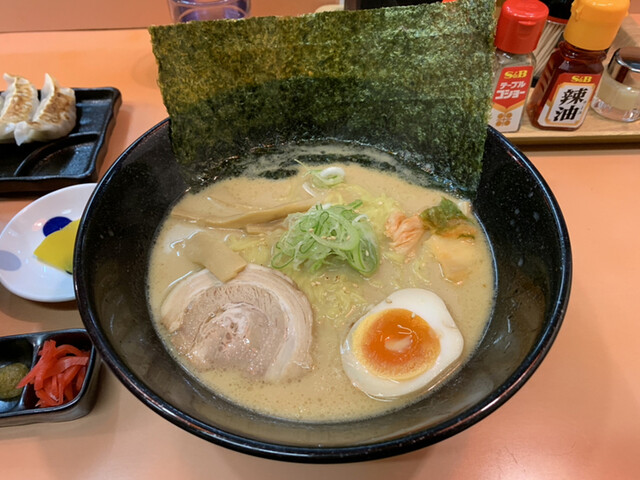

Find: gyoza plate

[0,183,95,302]
[0,88,120,194]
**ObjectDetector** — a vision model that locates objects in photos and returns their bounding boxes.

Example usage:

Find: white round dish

[0,183,96,302]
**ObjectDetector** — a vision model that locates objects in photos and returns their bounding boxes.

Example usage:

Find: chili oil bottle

[526,0,629,131]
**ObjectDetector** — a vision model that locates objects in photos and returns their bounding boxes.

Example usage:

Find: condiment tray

[507,16,640,146]
[0,183,96,302]
[0,87,121,194]
[0,329,100,427]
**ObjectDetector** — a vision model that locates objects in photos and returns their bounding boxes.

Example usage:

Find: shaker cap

[564,0,629,51]
[495,0,549,54]
[607,46,640,87]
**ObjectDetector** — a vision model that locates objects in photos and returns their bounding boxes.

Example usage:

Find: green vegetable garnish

[308,166,345,188]
[271,200,379,275]
[420,197,476,238]
[0,363,29,400]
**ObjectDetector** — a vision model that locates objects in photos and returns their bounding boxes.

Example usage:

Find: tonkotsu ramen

[147,142,495,423]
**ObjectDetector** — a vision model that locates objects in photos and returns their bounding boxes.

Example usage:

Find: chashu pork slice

[160,264,313,382]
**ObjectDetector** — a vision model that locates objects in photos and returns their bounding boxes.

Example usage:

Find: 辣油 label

[536,73,601,128]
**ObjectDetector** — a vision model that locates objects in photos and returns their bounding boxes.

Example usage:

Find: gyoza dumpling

[13,74,76,146]
[0,74,38,143]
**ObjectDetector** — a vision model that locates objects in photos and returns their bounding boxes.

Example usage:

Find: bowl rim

[75,119,572,463]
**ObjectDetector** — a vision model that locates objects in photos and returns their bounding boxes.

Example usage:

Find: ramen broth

[147,143,495,423]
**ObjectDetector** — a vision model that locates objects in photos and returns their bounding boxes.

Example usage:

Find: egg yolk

[353,308,441,380]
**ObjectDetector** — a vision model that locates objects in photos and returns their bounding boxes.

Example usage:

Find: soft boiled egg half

[341,288,464,399]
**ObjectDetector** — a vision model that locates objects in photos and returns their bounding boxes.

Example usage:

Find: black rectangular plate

[0,87,121,194]
[0,329,100,427]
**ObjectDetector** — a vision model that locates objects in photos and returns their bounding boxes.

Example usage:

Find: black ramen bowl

[74,119,571,463]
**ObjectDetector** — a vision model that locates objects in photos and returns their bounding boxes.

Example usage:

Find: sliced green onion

[308,166,345,188]
[270,200,379,276]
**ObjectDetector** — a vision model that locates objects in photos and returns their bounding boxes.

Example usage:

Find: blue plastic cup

[167,0,250,22]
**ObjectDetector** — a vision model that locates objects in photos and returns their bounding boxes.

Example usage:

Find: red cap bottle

[489,0,549,133]
[495,0,549,55]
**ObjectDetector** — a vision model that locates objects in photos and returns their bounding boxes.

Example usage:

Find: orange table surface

[1,20,640,480]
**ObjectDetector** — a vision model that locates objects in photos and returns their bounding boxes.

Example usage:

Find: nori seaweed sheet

[149,0,495,195]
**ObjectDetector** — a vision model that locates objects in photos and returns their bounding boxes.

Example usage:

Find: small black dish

[0,328,100,427]
[0,87,121,194]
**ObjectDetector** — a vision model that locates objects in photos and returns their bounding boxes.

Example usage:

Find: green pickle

[0,363,29,400]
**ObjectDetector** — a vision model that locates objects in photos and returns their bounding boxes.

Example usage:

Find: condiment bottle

[591,47,640,122]
[532,0,573,81]
[489,0,548,133]
[526,0,629,131]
